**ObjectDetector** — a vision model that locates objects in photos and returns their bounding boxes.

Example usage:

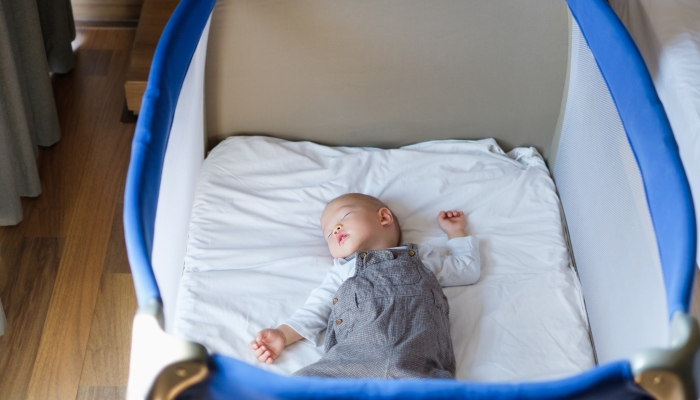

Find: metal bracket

[631,312,700,400]
[126,301,210,400]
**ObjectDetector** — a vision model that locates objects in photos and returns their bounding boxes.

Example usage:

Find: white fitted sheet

[173,136,594,382]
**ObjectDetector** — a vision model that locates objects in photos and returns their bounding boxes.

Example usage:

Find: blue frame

[179,357,651,400]
[122,0,696,398]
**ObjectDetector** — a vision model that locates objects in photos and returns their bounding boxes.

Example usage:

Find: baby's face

[321,198,395,259]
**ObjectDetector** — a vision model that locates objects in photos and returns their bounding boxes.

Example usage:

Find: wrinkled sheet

[173,136,594,382]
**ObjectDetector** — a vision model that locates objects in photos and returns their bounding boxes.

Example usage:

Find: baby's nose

[334,225,342,233]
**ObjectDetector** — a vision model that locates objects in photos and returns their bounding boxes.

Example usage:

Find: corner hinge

[631,312,700,400]
[126,301,209,400]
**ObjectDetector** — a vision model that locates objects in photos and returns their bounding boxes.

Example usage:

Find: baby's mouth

[336,232,348,245]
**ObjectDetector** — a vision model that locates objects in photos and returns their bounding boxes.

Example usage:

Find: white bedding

[173,136,594,382]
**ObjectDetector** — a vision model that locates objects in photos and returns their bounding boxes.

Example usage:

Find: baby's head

[321,193,402,259]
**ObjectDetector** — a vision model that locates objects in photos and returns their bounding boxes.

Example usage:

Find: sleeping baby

[248,193,481,378]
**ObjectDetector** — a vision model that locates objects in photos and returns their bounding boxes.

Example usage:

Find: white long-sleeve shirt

[283,236,481,345]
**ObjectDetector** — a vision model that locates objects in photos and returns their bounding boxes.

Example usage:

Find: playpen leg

[631,312,700,400]
[126,301,209,400]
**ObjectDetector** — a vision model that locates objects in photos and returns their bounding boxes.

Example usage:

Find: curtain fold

[0,0,74,226]
[36,0,76,73]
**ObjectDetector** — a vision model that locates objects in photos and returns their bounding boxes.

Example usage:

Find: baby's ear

[378,208,394,226]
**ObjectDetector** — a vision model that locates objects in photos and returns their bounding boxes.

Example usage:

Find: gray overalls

[294,244,456,379]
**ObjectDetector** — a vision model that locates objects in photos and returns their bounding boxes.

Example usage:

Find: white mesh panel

[152,18,211,332]
[553,21,667,363]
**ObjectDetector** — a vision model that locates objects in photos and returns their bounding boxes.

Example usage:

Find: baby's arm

[248,261,350,364]
[422,210,481,286]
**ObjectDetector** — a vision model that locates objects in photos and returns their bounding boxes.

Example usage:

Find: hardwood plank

[81,50,114,77]
[0,214,24,242]
[25,28,136,400]
[23,31,125,238]
[76,386,127,400]
[0,238,63,400]
[79,274,136,387]
[0,225,25,294]
[104,207,131,274]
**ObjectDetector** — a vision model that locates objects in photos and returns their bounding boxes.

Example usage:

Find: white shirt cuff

[445,235,479,255]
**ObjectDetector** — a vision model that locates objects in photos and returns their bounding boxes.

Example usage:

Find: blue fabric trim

[566,0,697,316]
[123,0,215,306]
[176,356,650,400]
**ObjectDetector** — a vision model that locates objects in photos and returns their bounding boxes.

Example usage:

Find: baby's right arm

[249,260,351,364]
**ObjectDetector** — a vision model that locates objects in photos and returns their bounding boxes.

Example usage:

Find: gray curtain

[0,0,75,226]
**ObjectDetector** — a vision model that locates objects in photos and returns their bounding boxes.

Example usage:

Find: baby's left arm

[420,210,481,287]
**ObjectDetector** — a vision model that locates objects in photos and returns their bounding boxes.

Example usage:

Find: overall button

[360,252,367,259]
[333,298,338,305]
[408,250,415,257]
[336,319,343,325]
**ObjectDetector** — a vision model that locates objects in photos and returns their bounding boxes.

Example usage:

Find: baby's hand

[249,328,287,364]
[438,210,468,240]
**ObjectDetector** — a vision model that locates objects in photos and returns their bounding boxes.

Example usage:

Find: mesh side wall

[553,21,667,363]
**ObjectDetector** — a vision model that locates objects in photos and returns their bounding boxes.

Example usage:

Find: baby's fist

[249,328,286,364]
[438,210,467,239]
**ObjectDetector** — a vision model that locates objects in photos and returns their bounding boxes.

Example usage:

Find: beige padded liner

[205,1,568,157]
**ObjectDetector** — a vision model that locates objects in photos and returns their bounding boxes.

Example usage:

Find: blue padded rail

[567,0,697,317]
[123,0,216,306]
[178,356,651,400]
[121,0,693,398]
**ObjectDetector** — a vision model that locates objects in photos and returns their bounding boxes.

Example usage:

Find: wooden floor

[2,25,700,400]
[0,28,136,400]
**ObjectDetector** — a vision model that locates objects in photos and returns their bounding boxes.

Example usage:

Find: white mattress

[173,136,594,382]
